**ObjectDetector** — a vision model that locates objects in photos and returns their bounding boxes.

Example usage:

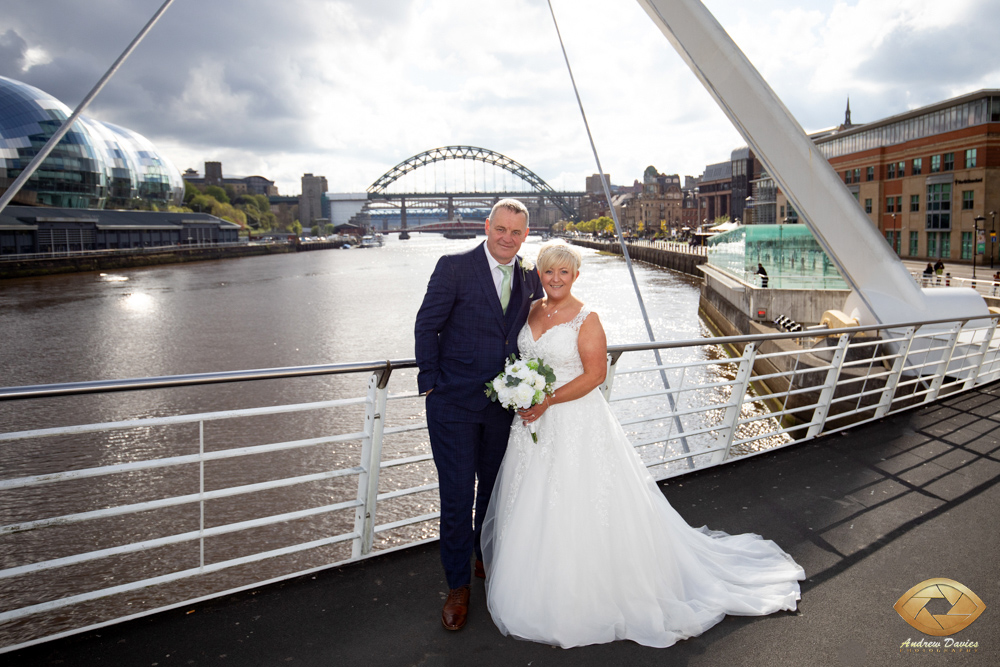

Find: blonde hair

[536,240,582,273]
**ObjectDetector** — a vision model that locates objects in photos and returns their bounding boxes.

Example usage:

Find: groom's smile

[485,208,529,265]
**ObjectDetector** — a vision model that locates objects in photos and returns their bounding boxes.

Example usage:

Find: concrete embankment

[0,242,346,279]
[568,238,707,277]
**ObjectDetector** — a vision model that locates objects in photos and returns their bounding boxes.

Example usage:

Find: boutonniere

[519,256,535,280]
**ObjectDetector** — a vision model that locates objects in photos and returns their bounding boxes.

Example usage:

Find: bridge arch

[367,146,577,220]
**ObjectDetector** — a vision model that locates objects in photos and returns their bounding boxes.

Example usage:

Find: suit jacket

[414,242,543,411]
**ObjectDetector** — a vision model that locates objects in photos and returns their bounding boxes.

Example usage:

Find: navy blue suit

[414,242,542,589]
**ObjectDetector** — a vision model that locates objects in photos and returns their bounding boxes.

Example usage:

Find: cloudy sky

[2,0,998,196]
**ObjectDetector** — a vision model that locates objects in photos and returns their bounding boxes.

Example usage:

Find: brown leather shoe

[442,585,471,630]
[474,559,485,579]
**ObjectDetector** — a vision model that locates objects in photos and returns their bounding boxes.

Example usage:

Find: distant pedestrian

[934,259,945,285]
[992,271,1000,296]
[756,262,769,288]
[923,263,934,286]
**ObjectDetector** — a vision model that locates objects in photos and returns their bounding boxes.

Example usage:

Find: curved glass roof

[0,75,182,209]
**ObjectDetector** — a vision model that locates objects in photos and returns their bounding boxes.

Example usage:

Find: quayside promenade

[7,383,999,666]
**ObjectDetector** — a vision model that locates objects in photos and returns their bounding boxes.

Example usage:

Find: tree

[311,225,320,237]
[323,223,335,235]
[188,193,216,213]
[183,181,200,203]
[204,185,229,205]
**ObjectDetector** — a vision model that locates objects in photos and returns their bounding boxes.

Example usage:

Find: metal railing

[0,241,278,263]
[625,237,709,255]
[911,271,1000,297]
[2,313,1000,652]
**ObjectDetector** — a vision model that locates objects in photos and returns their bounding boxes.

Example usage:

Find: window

[888,162,896,179]
[931,155,941,173]
[867,166,874,181]
[966,148,977,168]
[865,198,872,214]
[886,231,901,253]
[942,232,951,258]
[963,190,975,210]
[853,168,860,183]
[962,231,973,260]
[909,231,919,257]
[928,232,938,257]
[926,183,952,230]
[913,157,923,175]
[910,194,920,212]
[886,197,896,213]
[944,152,954,171]
[844,170,851,184]
[897,161,905,177]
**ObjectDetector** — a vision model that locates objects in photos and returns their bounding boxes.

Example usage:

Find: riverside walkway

[6,383,999,666]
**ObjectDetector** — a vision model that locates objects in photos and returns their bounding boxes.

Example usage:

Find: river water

[0,234,715,645]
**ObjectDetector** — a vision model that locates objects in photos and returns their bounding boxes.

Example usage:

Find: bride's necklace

[544,300,564,318]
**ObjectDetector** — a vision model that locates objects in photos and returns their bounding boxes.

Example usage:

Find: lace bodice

[516,306,592,387]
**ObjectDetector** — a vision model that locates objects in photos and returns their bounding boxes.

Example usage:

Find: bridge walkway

[7,384,1000,666]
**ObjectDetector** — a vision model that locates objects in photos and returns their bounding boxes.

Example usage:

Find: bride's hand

[518,396,550,423]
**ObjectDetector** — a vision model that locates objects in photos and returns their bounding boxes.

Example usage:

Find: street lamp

[991,210,997,269]
[974,215,985,280]
[891,213,897,255]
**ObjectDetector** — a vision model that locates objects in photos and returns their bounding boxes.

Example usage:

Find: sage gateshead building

[0,75,184,210]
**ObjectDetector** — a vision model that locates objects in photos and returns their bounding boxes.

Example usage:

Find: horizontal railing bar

[0,530,362,624]
[3,315,995,402]
[0,432,367,490]
[376,483,439,502]
[0,498,363,579]
[379,453,434,469]
[1,466,366,535]
[0,399,367,443]
[374,512,440,534]
[0,361,414,401]
[610,379,738,403]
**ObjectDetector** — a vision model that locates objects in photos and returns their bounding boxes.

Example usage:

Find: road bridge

[361,146,585,232]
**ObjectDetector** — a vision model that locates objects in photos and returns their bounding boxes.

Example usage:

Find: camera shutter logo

[894,578,985,636]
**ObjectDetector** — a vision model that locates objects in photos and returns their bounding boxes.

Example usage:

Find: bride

[481,241,804,649]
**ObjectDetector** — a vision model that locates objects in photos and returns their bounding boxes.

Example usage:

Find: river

[0,233,713,645]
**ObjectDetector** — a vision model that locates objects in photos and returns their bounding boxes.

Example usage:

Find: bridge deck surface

[8,384,1000,666]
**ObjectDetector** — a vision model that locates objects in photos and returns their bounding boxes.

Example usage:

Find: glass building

[0,75,183,209]
[708,224,848,290]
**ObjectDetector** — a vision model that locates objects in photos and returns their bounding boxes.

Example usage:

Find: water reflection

[0,234,722,644]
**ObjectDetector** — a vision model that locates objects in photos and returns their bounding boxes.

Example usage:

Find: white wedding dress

[481,306,805,649]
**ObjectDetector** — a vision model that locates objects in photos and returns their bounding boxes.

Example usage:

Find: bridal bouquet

[485,354,556,442]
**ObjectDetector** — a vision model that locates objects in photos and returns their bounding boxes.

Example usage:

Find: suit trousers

[426,390,513,590]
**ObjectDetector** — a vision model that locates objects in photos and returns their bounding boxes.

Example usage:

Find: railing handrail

[2,313,993,402]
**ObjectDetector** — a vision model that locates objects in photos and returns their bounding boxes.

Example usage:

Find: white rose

[532,375,546,391]
[521,257,535,271]
[515,383,535,408]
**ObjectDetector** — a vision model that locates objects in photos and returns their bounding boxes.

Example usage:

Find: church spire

[845,97,852,127]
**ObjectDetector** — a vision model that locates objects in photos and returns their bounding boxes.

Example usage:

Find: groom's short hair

[489,198,529,225]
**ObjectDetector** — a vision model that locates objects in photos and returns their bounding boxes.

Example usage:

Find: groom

[414,198,542,631]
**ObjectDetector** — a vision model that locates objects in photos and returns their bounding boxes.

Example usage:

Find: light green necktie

[499,264,512,313]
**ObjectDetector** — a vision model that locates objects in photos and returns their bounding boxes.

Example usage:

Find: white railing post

[925,323,962,403]
[601,351,624,401]
[352,367,391,558]
[964,318,999,389]
[712,342,756,464]
[806,333,851,437]
[873,327,916,419]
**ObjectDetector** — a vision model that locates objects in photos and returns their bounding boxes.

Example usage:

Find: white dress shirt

[484,243,516,301]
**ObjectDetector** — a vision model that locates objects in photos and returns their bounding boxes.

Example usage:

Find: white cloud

[1,0,997,195]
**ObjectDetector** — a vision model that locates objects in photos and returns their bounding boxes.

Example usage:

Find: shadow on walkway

[8,385,1000,666]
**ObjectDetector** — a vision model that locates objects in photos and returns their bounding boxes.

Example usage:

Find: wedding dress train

[481,307,805,648]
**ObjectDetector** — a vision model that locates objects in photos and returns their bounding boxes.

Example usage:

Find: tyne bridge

[362,146,584,233]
